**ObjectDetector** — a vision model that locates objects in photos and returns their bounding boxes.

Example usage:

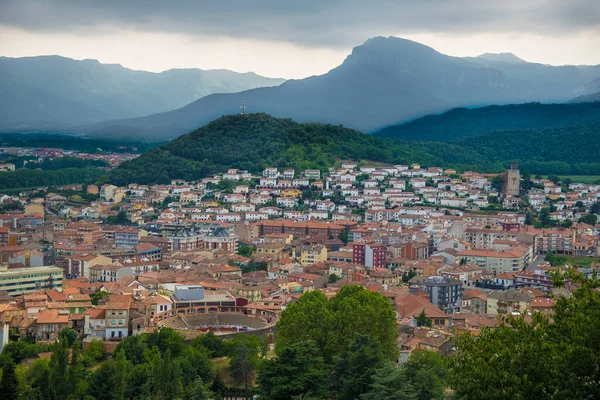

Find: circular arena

[158,312,272,335]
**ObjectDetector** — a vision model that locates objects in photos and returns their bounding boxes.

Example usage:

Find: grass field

[546,253,600,267]
[212,357,236,387]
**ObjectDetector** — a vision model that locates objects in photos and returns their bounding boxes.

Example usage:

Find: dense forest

[23,156,109,171]
[457,121,600,175]
[0,133,161,153]
[375,102,600,141]
[108,112,600,185]
[0,167,104,190]
[106,113,488,185]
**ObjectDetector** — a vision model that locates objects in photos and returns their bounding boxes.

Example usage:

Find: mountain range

[78,36,600,139]
[0,55,285,130]
[2,36,600,140]
[570,78,600,103]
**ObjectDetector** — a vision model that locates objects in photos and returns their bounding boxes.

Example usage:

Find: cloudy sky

[1,0,599,79]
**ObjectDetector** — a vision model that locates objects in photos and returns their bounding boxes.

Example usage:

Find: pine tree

[0,356,19,400]
[48,340,70,400]
[211,370,226,397]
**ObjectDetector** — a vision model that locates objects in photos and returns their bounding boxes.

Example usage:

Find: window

[111,320,115,325]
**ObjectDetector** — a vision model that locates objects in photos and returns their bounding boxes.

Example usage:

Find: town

[1,160,599,361]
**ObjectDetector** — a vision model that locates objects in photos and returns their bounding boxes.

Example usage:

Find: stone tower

[504,163,520,196]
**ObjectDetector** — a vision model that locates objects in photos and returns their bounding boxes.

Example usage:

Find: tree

[22,358,50,399]
[191,331,226,358]
[48,339,71,400]
[151,349,183,400]
[210,370,226,397]
[330,286,399,360]
[449,273,600,399]
[277,285,399,362]
[0,355,19,400]
[83,339,105,365]
[361,362,417,400]
[243,260,269,273]
[59,327,79,347]
[91,290,109,305]
[87,359,122,400]
[125,363,152,399]
[403,350,448,400]
[108,210,128,224]
[187,378,214,400]
[561,219,573,229]
[178,346,214,387]
[491,175,504,193]
[402,270,417,283]
[591,201,600,215]
[548,175,561,184]
[525,212,535,225]
[229,335,261,398]
[257,340,329,400]
[339,231,350,245]
[328,273,341,284]
[67,341,89,397]
[1,340,50,363]
[146,327,186,358]
[579,214,598,226]
[415,310,432,328]
[331,334,386,400]
[115,333,146,365]
[276,290,333,358]
[237,245,255,257]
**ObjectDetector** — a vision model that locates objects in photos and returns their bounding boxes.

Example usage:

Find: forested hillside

[457,122,600,175]
[106,113,486,185]
[108,113,600,185]
[375,102,600,141]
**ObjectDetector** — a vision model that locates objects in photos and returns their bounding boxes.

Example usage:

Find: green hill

[107,113,486,185]
[375,102,600,141]
[107,113,600,185]
[458,121,600,175]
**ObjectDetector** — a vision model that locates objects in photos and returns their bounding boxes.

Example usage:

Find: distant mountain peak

[355,36,439,54]
[343,36,445,68]
[477,52,525,64]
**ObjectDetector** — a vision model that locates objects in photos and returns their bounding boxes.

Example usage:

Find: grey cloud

[1,0,599,47]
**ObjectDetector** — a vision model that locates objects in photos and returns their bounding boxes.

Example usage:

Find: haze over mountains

[2,36,600,139]
[75,36,600,139]
[0,55,285,130]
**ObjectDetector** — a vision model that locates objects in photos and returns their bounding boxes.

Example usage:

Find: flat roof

[0,266,63,276]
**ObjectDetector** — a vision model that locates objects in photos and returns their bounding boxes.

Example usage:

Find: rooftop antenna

[240,98,246,115]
